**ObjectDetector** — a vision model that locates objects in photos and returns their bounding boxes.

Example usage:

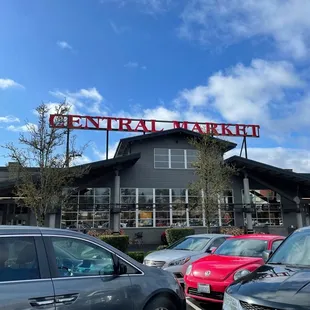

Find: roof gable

[114,128,237,157]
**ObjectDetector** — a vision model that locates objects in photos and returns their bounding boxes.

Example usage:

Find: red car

[184,234,285,304]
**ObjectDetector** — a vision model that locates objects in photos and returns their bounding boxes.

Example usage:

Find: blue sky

[1,0,310,171]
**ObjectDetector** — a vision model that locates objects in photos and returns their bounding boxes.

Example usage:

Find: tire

[144,296,177,310]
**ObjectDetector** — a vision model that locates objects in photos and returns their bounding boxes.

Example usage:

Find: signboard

[49,114,260,137]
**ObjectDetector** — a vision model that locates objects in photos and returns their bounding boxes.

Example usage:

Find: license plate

[197,284,210,294]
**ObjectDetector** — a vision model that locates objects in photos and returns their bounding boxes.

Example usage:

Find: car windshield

[215,238,268,257]
[167,237,210,251]
[269,232,310,266]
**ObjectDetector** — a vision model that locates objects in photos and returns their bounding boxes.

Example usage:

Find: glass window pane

[121,211,136,227]
[170,149,184,156]
[138,208,153,227]
[155,189,169,196]
[171,162,185,169]
[172,205,186,226]
[187,149,198,156]
[121,196,136,204]
[155,154,169,161]
[50,237,114,277]
[121,188,136,196]
[138,188,153,196]
[95,196,110,204]
[0,237,40,282]
[154,161,169,168]
[94,188,110,196]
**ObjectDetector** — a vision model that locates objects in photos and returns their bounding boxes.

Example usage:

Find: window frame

[0,235,50,283]
[154,148,197,170]
[271,239,283,252]
[43,235,143,279]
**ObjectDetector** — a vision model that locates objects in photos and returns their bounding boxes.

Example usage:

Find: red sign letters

[49,114,260,138]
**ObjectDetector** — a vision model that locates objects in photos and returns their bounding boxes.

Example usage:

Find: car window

[167,237,211,251]
[215,238,268,257]
[49,237,115,277]
[209,237,226,249]
[269,233,310,266]
[0,237,40,282]
[271,240,283,252]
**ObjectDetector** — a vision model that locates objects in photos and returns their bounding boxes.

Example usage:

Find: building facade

[0,128,310,244]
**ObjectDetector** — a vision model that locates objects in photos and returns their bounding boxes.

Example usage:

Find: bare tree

[3,102,90,226]
[189,134,237,232]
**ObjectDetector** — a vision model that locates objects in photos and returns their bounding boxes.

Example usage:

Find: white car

[143,233,231,286]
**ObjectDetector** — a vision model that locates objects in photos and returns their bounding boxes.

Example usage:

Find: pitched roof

[225,155,310,185]
[115,128,237,157]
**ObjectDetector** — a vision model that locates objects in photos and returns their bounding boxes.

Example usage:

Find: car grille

[240,301,278,310]
[187,287,224,301]
[143,260,165,268]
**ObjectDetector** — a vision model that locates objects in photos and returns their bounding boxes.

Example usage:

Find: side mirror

[262,250,272,263]
[207,247,217,254]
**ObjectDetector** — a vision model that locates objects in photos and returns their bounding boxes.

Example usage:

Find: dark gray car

[0,225,186,310]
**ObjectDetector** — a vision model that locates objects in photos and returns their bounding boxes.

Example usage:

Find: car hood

[192,255,263,281]
[230,264,310,308]
[144,249,202,262]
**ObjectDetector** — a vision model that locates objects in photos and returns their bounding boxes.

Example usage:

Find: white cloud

[0,78,24,90]
[124,62,146,70]
[92,141,119,160]
[225,147,310,173]
[0,115,20,123]
[179,0,310,59]
[7,123,38,132]
[57,41,72,50]
[101,0,171,14]
[176,59,303,125]
[50,87,104,114]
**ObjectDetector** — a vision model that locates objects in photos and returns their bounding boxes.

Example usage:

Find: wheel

[144,296,177,310]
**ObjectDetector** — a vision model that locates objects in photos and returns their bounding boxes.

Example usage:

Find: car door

[0,235,55,310]
[43,234,134,310]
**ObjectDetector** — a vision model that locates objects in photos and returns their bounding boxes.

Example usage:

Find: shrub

[99,235,129,253]
[87,230,101,238]
[156,245,168,250]
[165,228,195,245]
[127,251,145,263]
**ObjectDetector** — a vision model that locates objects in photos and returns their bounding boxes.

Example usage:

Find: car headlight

[168,257,191,267]
[223,292,242,310]
[185,264,192,275]
[233,269,251,281]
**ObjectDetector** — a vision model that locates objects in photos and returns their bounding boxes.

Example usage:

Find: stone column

[113,170,121,233]
[243,174,253,233]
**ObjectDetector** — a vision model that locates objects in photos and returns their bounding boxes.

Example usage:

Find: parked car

[143,234,231,287]
[224,227,310,310]
[184,233,284,304]
[0,225,186,310]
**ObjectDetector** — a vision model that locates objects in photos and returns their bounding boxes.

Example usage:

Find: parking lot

[186,298,221,310]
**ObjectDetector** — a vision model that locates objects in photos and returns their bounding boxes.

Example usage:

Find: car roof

[229,233,285,240]
[186,233,232,238]
[0,225,81,235]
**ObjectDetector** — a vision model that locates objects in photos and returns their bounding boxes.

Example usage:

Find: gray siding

[119,134,197,189]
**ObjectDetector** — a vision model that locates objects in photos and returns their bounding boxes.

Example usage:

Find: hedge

[99,235,129,253]
[127,251,145,263]
[166,228,195,245]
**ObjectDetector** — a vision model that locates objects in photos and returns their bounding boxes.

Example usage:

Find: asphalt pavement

[186,298,222,310]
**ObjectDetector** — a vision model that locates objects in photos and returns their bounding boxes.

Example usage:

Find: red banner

[49,114,260,137]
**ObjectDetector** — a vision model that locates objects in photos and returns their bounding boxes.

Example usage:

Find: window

[0,237,40,282]
[171,188,186,225]
[188,189,203,226]
[272,240,283,252]
[138,189,154,227]
[215,238,268,258]
[61,188,110,229]
[50,237,115,277]
[154,148,197,169]
[242,189,283,226]
[168,237,211,251]
[120,188,137,227]
[269,233,310,266]
[209,237,227,249]
[155,189,170,227]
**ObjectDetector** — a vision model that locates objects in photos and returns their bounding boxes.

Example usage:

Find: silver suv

[0,225,185,310]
